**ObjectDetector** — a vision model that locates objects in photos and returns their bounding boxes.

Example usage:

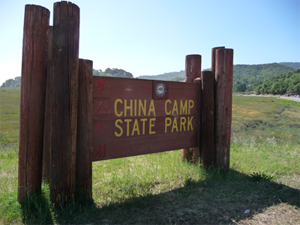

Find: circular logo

[155,83,166,97]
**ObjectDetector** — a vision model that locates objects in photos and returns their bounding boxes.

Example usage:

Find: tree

[289,83,300,95]
[233,81,247,92]
[270,82,282,95]
[93,69,100,75]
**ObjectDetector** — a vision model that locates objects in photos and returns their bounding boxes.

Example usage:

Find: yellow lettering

[171,117,178,132]
[148,100,156,116]
[188,100,194,114]
[124,119,132,136]
[188,116,193,131]
[165,99,171,115]
[180,100,187,115]
[114,99,123,117]
[131,119,140,136]
[149,118,156,134]
[139,99,146,116]
[134,99,137,116]
[124,99,133,116]
[180,117,186,131]
[114,119,123,137]
[165,117,172,133]
[172,100,178,115]
[140,118,147,135]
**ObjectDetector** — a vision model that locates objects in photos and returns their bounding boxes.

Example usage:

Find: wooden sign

[91,76,200,161]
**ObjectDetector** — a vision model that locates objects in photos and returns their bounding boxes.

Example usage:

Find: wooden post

[211,47,225,74]
[76,59,93,201]
[214,48,234,169]
[18,5,49,202]
[50,1,80,205]
[182,55,201,164]
[211,46,225,168]
[200,71,215,167]
[42,26,53,181]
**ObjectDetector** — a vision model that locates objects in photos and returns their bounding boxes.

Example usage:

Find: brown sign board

[91,76,200,162]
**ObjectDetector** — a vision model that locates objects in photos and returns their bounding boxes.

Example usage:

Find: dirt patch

[244,120,263,128]
[237,203,300,225]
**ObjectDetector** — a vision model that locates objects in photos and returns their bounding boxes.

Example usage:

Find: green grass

[0,88,20,144]
[232,96,300,145]
[0,89,299,224]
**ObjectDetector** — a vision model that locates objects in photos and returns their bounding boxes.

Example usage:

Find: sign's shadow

[46,168,299,224]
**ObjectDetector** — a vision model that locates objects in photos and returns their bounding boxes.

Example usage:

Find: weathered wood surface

[18,5,49,202]
[42,26,53,181]
[211,47,225,74]
[91,77,200,162]
[76,59,93,200]
[50,1,80,205]
[214,48,234,169]
[200,71,215,167]
[182,55,201,164]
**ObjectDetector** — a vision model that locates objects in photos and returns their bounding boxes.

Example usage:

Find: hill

[232,63,299,92]
[1,77,21,88]
[93,68,133,78]
[2,62,300,88]
[254,68,300,95]
[137,70,185,81]
[279,62,300,70]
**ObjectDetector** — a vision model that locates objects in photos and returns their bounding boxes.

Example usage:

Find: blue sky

[0,0,299,84]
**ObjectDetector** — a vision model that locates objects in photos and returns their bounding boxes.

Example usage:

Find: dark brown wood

[214,48,234,170]
[18,5,49,202]
[211,47,225,73]
[76,59,93,200]
[182,55,201,163]
[201,71,215,167]
[50,1,80,205]
[212,46,225,169]
[42,26,53,181]
[91,76,200,162]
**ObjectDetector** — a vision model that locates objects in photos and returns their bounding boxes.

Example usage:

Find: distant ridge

[1,62,300,87]
[279,62,300,70]
[137,70,185,81]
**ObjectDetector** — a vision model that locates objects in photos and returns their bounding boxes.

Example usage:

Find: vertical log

[42,26,53,181]
[182,55,201,164]
[50,1,80,205]
[211,47,225,74]
[214,48,234,169]
[18,5,49,202]
[76,59,93,201]
[212,46,225,167]
[200,71,215,167]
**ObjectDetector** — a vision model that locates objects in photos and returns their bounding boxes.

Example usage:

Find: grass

[0,88,299,224]
[0,88,20,144]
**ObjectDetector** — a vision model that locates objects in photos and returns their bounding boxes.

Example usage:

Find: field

[0,88,299,224]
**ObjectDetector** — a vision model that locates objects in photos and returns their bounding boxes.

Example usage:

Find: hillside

[279,62,300,70]
[93,68,133,78]
[232,63,300,92]
[137,70,185,81]
[1,77,21,88]
[254,68,300,95]
[2,62,300,88]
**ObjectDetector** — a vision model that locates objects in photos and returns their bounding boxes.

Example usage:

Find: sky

[0,0,299,85]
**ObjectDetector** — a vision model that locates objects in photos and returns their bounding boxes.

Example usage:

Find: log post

[211,47,225,74]
[76,59,93,201]
[214,48,234,169]
[200,71,215,167]
[50,1,80,205]
[18,5,50,202]
[182,55,201,164]
[211,46,225,168]
[42,26,53,181]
